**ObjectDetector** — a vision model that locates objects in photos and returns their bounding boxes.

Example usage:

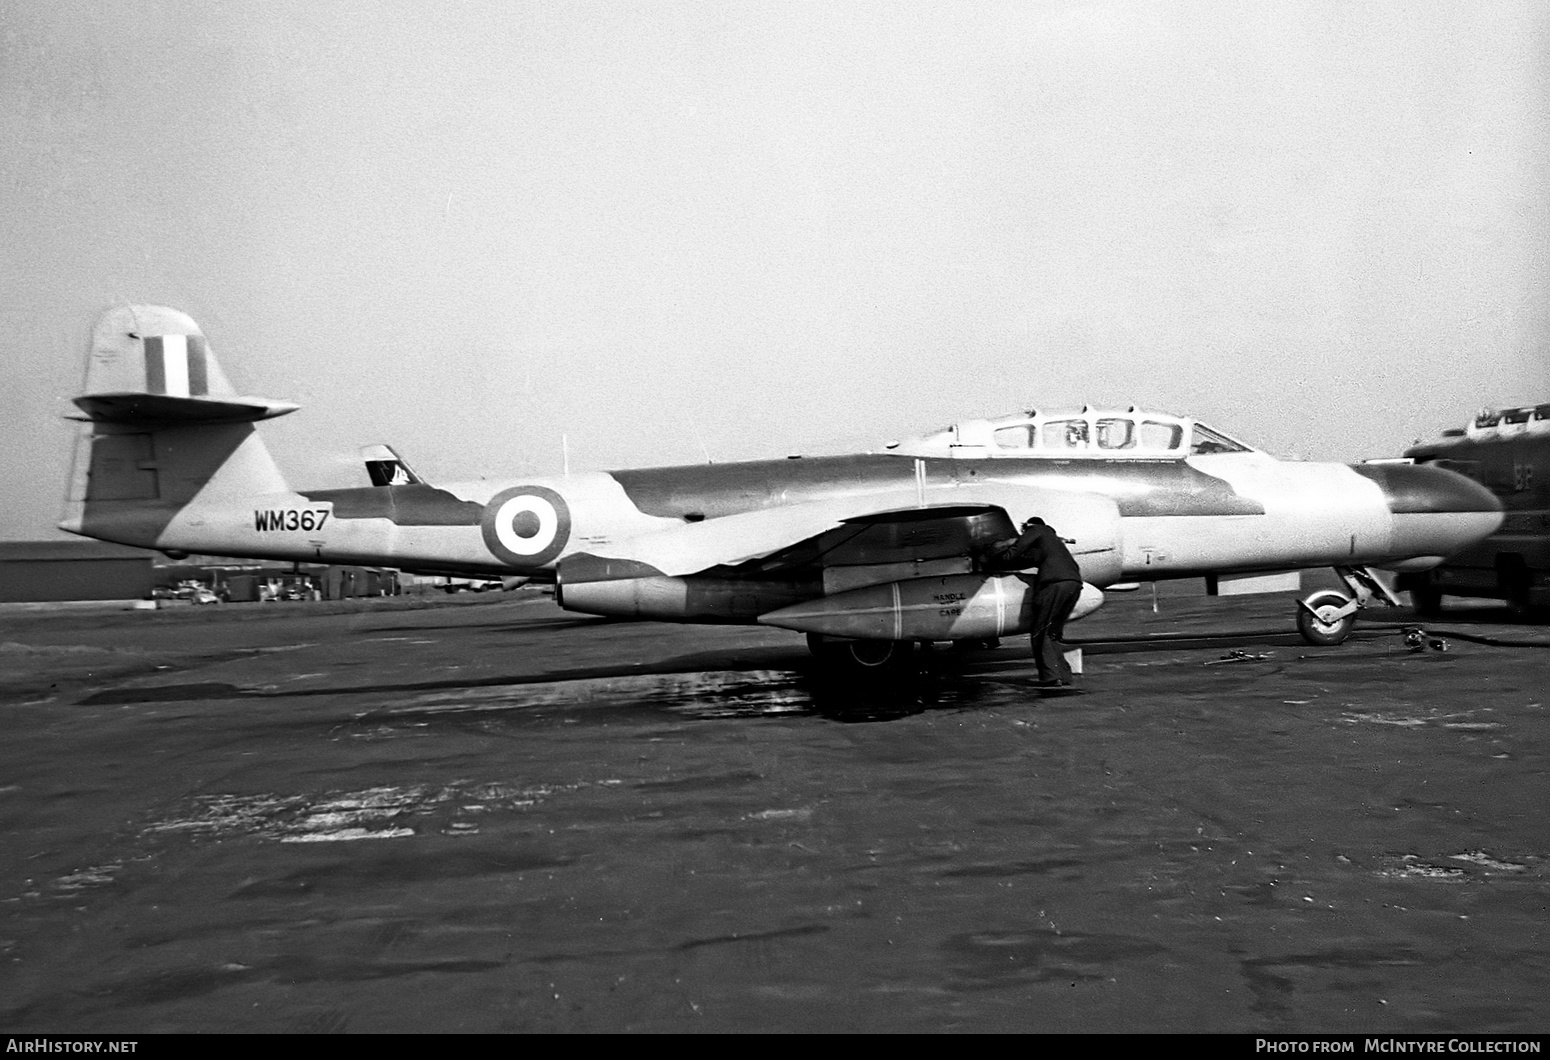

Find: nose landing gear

[1296,589,1358,646]
[1295,565,1404,646]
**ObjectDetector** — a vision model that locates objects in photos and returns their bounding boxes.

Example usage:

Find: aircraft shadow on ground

[1428,603,1549,626]
[74,645,1013,724]
[75,620,1477,718]
[349,615,610,636]
[61,634,1220,710]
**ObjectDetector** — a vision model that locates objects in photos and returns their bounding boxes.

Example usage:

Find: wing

[558,483,1122,585]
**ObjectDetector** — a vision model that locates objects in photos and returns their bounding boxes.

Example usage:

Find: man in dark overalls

[992,517,1084,686]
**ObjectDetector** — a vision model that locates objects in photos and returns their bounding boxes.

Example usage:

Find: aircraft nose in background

[1351,463,1505,563]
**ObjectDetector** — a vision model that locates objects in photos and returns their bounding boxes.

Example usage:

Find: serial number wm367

[253,509,330,532]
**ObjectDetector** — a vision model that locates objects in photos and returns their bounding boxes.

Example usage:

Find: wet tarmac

[0,589,1547,1032]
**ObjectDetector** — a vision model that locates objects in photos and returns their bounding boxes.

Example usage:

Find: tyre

[1297,590,1356,646]
[844,639,912,670]
[808,633,914,675]
[1500,561,1534,617]
[1410,582,1443,618]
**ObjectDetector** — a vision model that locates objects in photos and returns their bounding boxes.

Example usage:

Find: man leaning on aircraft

[992,517,1084,687]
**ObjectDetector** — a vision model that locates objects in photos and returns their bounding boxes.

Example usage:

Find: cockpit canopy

[1467,404,1550,439]
[886,406,1255,460]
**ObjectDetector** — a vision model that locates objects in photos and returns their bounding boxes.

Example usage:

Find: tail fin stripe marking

[160,334,190,396]
[144,336,166,394]
[187,336,208,395]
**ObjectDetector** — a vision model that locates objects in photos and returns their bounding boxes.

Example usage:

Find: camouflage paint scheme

[60,306,1503,637]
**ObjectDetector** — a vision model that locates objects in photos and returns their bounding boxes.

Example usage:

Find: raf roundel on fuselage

[481,485,572,567]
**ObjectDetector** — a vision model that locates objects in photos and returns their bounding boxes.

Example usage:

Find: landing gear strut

[1295,566,1403,646]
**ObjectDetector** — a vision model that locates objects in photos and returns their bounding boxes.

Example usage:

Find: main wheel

[807,633,914,675]
[1409,581,1443,618]
[1499,560,1534,617]
[1297,590,1356,646]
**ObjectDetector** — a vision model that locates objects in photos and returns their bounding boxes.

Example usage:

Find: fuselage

[138,448,1502,588]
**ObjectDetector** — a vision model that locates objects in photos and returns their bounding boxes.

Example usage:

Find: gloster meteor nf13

[62,305,1503,671]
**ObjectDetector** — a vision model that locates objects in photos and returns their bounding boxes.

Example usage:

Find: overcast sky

[2,1,1546,541]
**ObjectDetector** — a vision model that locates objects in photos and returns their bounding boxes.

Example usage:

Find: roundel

[480,485,571,567]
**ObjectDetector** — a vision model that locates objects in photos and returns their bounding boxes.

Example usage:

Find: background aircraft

[62,305,1503,672]
[1397,405,1550,614]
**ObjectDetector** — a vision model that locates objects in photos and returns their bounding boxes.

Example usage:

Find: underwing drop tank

[757,574,1105,641]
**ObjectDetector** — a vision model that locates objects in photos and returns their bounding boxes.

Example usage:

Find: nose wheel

[1295,566,1403,646]
[1296,590,1358,645]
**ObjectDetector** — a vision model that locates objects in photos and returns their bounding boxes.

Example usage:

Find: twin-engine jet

[62,305,1503,671]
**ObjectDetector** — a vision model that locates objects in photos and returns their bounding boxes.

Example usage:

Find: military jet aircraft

[61,305,1503,671]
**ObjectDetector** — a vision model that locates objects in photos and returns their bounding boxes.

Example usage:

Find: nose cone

[1351,463,1504,566]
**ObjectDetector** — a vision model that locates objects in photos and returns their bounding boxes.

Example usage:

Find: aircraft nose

[1351,463,1504,563]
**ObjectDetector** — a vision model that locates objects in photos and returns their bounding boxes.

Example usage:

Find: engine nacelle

[757,574,1105,641]
[556,574,813,623]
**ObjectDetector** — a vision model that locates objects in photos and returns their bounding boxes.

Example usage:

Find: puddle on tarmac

[1339,706,1502,731]
[1371,851,1536,882]
[942,926,1168,990]
[1448,850,1529,872]
[143,778,624,844]
[47,862,124,898]
[345,668,1019,733]
[350,670,805,724]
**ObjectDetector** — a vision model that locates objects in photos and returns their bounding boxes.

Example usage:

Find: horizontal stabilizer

[69,304,297,424]
[72,392,298,424]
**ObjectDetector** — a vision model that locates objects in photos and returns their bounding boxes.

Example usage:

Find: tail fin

[361,444,423,486]
[60,305,297,549]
